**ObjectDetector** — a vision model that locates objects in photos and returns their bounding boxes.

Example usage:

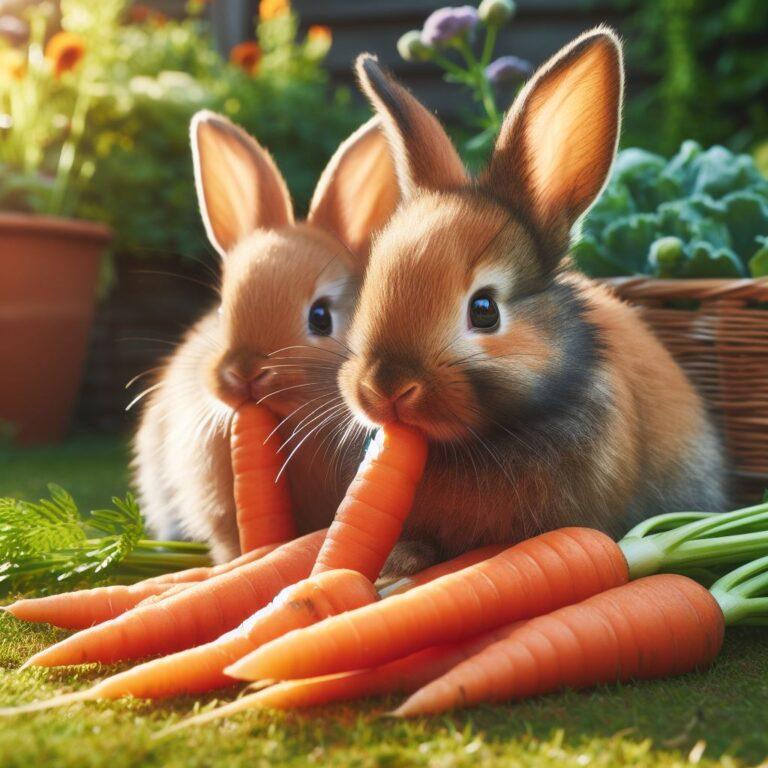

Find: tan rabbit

[133,111,398,562]
[339,28,726,575]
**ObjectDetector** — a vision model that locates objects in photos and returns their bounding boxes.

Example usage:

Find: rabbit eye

[468,292,500,331]
[308,298,332,336]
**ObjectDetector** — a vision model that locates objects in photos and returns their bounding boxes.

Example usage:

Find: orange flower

[0,49,25,80]
[259,0,290,21]
[45,31,86,78]
[230,41,262,76]
[307,25,332,45]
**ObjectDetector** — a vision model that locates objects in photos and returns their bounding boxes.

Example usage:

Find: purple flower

[485,55,533,83]
[421,6,479,46]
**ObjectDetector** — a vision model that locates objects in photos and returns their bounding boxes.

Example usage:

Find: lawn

[0,438,766,768]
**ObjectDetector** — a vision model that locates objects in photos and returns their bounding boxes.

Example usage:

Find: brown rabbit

[339,28,726,575]
[133,111,398,562]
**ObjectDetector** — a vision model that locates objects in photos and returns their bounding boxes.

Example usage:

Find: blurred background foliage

[1,0,766,266]
[0,0,365,261]
[611,0,768,158]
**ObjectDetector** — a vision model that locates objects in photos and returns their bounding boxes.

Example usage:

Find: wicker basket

[604,277,768,506]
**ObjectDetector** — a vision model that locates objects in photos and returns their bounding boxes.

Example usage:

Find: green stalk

[454,36,500,129]
[618,501,768,579]
[710,555,768,625]
[480,24,498,68]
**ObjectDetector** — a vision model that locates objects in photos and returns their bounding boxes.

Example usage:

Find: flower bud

[421,6,479,47]
[485,55,532,83]
[478,0,515,26]
[397,30,432,62]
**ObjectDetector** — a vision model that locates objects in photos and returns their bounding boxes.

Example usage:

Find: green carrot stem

[624,511,713,538]
[704,555,768,625]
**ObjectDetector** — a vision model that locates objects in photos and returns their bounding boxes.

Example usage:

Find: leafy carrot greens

[0,485,209,597]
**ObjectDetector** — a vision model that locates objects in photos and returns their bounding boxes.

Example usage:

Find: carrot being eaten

[231,402,296,554]
[19,530,325,669]
[4,543,281,629]
[312,422,428,581]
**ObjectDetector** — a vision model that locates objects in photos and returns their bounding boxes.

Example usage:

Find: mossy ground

[1,437,766,768]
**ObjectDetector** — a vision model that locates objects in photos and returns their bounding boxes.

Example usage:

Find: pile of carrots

[3,401,768,727]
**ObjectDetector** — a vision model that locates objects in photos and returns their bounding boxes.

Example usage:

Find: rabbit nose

[390,381,423,412]
[222,364,271,399]
[361,377,423,414]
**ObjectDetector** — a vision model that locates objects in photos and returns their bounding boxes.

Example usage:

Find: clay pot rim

[0,212,112,243]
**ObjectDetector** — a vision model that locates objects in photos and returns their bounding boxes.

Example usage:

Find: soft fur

[133,112,398,562]
[340,29,726,574]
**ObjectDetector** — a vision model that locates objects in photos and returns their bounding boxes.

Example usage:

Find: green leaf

[603,214,660,273]
[0,485,86,560]
[721,191,768,260]
[570,237,633,278]
[749,238,768,277]
[680,241,746,278]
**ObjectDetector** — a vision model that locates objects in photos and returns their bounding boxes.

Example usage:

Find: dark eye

[308,298,332,336]
[468,292,500,331]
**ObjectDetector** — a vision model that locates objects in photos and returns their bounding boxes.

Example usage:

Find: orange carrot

[6,550,502,709]
[312,422,428,581]
[5,583,172,630]
[226,527,629,681]
[395,574,725,716]
[188,622,529,732]
[378,544,505,597]
[4,543,281,629]
[28,570,379,703]
[232,403,296,553]
[21,530,325,668]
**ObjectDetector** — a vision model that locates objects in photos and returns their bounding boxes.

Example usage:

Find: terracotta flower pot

[0,213,112,443]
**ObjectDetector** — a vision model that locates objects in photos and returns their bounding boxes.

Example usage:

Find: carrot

[394,574,725,716]
[232,403,296,554]
[312,422,428,581]
[226,527,628,682]
[4,543,281,629]
[87,549,503,701]
[5,549,504,711]
[20,530,325,669]
[157,624,525,735]
[43,570,376,703]
[378,545,505,597]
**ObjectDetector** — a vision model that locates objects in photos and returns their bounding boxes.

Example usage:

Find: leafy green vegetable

[0,486,210,597]
[576,141,768,279]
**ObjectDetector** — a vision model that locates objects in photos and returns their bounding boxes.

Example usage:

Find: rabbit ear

[308,117,400,257]
[483,27,623,261]
[355,54,468,199]
[191,110,294,257]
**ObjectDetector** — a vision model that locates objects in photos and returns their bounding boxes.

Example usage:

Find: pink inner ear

[525,42,619,226]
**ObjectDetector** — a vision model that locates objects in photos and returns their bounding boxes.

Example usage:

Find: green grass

[0,438,767,768]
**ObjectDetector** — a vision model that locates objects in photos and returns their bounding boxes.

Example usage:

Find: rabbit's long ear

[355,54,467,199]
[191,111,294,257]
[308,117,399,257]
[483,28,622,260]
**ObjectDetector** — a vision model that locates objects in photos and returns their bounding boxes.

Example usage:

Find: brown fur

[134,112,399,561]
[341,30,725,574]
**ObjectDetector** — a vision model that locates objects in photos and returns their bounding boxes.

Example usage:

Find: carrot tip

[0,690,91,716]
[246,679,275,692]
[153,691,266,740]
